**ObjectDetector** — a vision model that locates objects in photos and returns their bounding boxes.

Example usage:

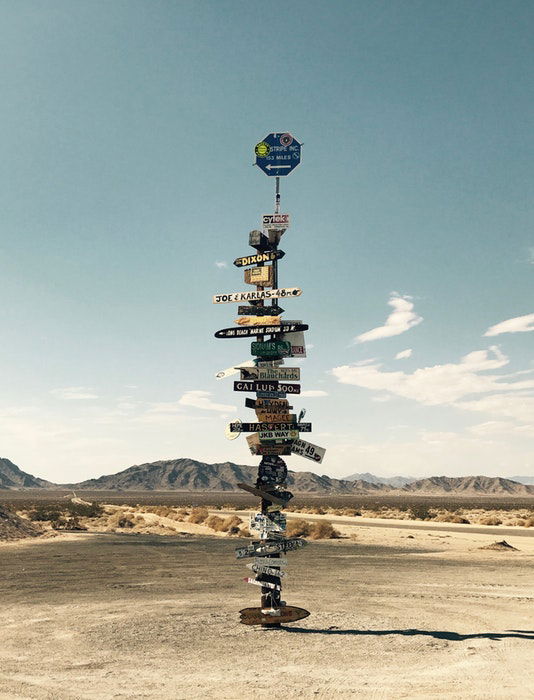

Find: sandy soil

[0,520,533,700]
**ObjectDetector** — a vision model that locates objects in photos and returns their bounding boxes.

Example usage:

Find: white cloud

[527,247,534,265]
[332,346,534,422]
[178,390,235,413]
[215,261,228,269]
[395,348,412,360]
[299,390,328,398]
[484,313,534,337]
[51,387,99,400]
[355,293,422,344]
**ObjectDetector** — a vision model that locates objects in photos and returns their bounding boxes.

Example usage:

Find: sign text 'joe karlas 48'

[212,132,325,626]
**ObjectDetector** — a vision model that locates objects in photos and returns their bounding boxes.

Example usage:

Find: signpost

[213,132,315,627]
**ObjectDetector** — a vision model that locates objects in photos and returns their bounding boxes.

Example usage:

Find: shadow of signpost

[282,628,534,641]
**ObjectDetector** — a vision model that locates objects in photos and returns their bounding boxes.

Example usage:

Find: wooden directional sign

[247,562,287,577]
[255,413,295,424]
[251,340,291,357]
[216,323,307,339]
[252,556,288,567]
[239,606,310,626]
[233,380,300,394]
[235,538,307,559]
[240,366,300,381]
[262,213,290,230]
[256,390,287,399]
[231,422,311,433]
[252,444,292,455]
[256,359,284,367]
[234,250,284,268]
[248,229,271,250]
[254,398,291,409]
[243,578,281,591]
[244,265,273,287]
[235,316,281,327]
[236,482,292,505]
[291,438,326,464]
[238,305,284,316]
[213,288,302,304]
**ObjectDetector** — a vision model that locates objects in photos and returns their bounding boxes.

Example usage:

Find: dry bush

[205,515,225,531]
[308,521,340,540]
[341,508,361,517]
[409,504,432,521]
[434,512,470,524]
[478,516,502,526]
[239,527,251,537]
[524,517,534,528]
[107,511,136,529]
[307,506,326,515]
[220,515,243,532]
[134,515,145,523]
[188,507,209,524]
[286,518,312,538]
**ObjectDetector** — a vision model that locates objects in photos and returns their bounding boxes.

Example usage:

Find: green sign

[251,340,291,357]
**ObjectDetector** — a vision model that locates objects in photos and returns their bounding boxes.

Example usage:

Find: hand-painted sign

[216,323,307,339]
[255,359,285,367]
[255,133,301,177]
[256,390,287,399]
[255,413,295,424]
[244,265,273,287]
[233,379,301,393]
[231,422,311,432]
[258,429,299,441]
[213,288,301,304]
[215,361,253,380]
[236,482,293,505]
[234,250,284,268]
[247,562,287,577]
[235,538,307,559]
[251,340,292,357]
[252,556,288,567]
[235,316,281,327]
[262,213,290,230]
[240,366,300,381]
[254,398,291,409]
[239,606,310,626]
[291,438,326,464]
[237,304,284,316]
[243,578,282,591]
[252,444,292,455]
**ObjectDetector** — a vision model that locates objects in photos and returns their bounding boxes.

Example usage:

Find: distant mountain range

[1,457,534,496]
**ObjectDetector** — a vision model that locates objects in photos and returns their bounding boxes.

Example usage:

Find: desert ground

[1,500,533,700]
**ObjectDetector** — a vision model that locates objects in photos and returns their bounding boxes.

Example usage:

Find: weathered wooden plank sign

[236,482,293,505]
[243,578,282,591]
[244,265,273,287]
[234,250,285,267]
[237,305,284,316]
[247,562,287,577]
[235,538,307,559]
[258,429,299,441]
[239,606,310,626]
[255,413,296,424]
[251,444,292,455]
[213,288,302,304]
[235,316,281,327]
[233,380,300,394]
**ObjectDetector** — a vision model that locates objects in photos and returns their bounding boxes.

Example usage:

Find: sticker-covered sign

[234,250,284,268]
[281,322,307,357]
[291,438,326,463]
[262,213,290,230]
[255,132,301,177]
[244,265,273,287]
[213,288,302,304]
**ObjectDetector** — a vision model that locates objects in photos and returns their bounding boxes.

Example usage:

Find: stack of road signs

[213,133,325,627]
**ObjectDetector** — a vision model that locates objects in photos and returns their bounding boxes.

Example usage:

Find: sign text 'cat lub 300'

[255,133,301,177]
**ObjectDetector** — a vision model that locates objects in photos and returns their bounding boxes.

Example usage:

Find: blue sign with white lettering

[255,133,301,177]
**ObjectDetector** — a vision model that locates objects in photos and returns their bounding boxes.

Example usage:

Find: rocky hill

[344,471,415,488]
[0,458,54,490]
[403,475,534,496]
[0,505,41,541]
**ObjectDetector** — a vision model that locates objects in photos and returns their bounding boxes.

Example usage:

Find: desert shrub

[286,518,312,538]
[238,527,251,537]
[107,512,136,529]
[134,515,145,523]
[409,503,432,521]
[434,512,470,524]
[308,521,340,540]
[205,515,225,531]
[188,507,209,524]
[478,516,502,526]
[524,517,534,528]
[67,502,103,518]
[451,515,470,524]
[28,506,62,522]
[308,506,326,515]
[342,508,361,517]
[220,515,243,532]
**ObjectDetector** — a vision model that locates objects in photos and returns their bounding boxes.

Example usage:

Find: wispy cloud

[395,348,412,360]
[215,261,228,269]
[300,390,328,397]
[484,312,534,337]
[178,390,235,412]
[332,346,534,422]
[355,293,422,344]
[51,387,99,400]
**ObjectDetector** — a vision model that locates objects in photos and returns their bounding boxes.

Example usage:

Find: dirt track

[1,530,533,699]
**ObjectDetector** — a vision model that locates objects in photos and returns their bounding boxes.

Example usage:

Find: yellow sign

[244,266,273,287]
[255,141,270,157]
[235,316,281,327]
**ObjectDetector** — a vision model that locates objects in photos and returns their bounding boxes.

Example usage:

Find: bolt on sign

[213,132,314,626]
[291,438,326,464]
[244,265,273,287]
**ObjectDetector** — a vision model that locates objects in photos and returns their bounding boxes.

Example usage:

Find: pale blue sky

[1,0,532,482]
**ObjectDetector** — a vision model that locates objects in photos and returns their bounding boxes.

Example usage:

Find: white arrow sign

[266,164,292,170]
[213,288,302,304]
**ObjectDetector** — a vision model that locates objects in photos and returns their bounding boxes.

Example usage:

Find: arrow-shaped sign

[266,164,292,170]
